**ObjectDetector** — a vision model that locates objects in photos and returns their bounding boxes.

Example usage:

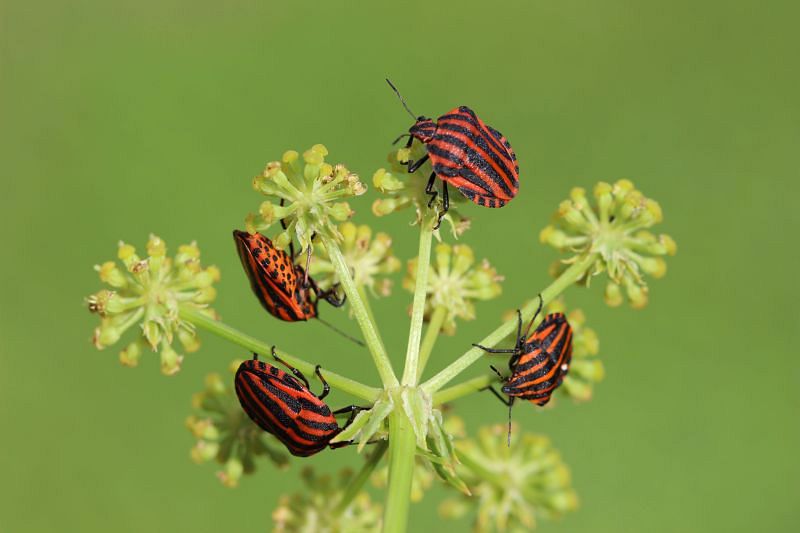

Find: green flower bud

[190,440,219,464]
[217,457,244,488]
[604,281,623,307]
[119,341,142,368]
[159,343,183,376]
[95,262,127,288]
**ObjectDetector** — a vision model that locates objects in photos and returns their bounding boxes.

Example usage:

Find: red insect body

[410,106,519,209]
[386,80,519,228]
[233,230,327,322]
[234,353,359,457]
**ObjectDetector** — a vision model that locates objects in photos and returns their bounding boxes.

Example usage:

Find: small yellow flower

[85,235,219,375]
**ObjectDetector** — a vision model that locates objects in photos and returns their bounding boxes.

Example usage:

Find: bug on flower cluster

[234,350,363,457]
[386,79,519,228]
[474,296,573,443]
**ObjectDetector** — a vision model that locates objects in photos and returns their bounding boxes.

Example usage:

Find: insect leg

[271,346,310,390]
[279,199,295,259]
[433,181,449,230]
[407,154,429,173]
[472,343,516,354]
[523,294,544,339]
[314,365,330,400]
[481,385,512,407]
[425,172,438,208]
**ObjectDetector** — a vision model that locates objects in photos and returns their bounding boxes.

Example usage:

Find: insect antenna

[317,316,366,347]
[385,78,417,119]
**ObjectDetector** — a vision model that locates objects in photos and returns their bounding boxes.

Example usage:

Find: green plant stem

[333,440,389,517]
[432,374,495,405]
[358,285,387,354]
[179,306,380,402]
[401,216,434,385]
[321,235,399,388]
[416,305,447,381]
[383,408,416,533]
[421,253,598,394]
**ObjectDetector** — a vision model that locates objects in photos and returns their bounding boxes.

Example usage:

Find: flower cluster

[246,144,367,253]
[440,424,578,531]
[372,147,470,237]
[540,180,677,308]
[404,243,503,335]
[186,360,289,488]
[309,222,401,297]
[85,235,219,375]
[273,467,383,532]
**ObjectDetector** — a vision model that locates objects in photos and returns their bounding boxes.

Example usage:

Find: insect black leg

[506,396,515,447]
[278,199,295,259]
[425,172,438,208]
[392,133,410,146]
[332,405,368,428]
[315,365,330,400]
[433,181,449,230]
[481,385,512,407]
[271,346,310,390]
[407,154,429,173]
[523,294,544,338]
[307,276,346,307]
[252,352,260,360]
[473,343,516,354]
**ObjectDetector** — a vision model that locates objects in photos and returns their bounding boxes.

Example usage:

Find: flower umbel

[247,144,366,253]
[187,360,289,487]
[540,180,677,308]
[440,424,578,531]
[86,235,219,375]
[273,467,383,533]
[404,243,503,335]
[309,222,401,297]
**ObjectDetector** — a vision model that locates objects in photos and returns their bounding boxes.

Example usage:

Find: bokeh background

[1,1,798,531]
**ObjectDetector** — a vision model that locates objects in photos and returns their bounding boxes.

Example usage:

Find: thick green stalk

[432,373,494,405]
[401,217,434,385]
[416,305,447,381]
[334,440,389,517]
[422,253,598,394]
[382,408,416,533]
[179,306,380,402]
[321,235,399,388]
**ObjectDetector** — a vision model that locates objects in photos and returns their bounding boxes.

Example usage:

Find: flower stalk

[383,404,417,533]
[178,306,380,402]
[416,305,447,381]
[334,440,390,517]
[401,215,435,385]
[320,235,398,388]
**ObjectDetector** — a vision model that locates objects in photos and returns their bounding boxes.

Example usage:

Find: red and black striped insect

[474,296,573,443]
[234,350,363,457]
[233,230,344,322]
[386,79,519,229]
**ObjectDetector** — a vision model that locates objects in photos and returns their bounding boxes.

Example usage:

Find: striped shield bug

[386,79,519,228]
[474,296,573,443]
[233,230,346,322]
[234,350,364,457]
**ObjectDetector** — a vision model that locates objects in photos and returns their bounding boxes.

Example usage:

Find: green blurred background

[1,1,798,531]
